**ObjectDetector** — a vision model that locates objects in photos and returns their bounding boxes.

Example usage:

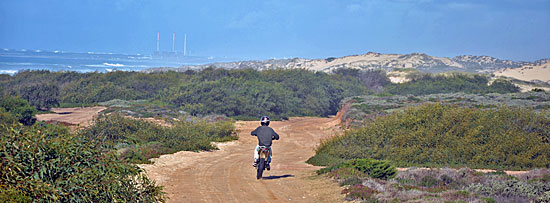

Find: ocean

[0,48,227,75]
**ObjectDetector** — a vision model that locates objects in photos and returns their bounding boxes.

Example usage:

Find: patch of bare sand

[387,71,412,84]
[494,62,550,83]
[36,106,106,126]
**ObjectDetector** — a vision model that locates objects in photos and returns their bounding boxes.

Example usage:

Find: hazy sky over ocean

[1,0,549,61]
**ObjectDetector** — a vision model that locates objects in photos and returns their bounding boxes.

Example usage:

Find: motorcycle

[255,146,271,179]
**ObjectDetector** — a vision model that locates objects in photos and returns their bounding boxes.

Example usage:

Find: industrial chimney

[172,32,176,53]
[184,33,187,56]
[156,32,160,52]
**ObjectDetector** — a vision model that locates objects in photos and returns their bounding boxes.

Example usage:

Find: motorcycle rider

[251,116,279,170]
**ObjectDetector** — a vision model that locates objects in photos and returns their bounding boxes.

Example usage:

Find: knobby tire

[257,158,265,179]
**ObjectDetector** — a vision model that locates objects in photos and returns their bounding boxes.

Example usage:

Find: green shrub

[19,82,60,110]
[306,152,345,166]
[0,95,37,125]
[0,123,165,202]
[79,113,237,163]
[316,159,397,180]
[313,104,550,170]
[342,159,397,180]
[2,69,367,119]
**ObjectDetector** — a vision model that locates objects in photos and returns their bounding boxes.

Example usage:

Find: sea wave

[0,70,18,75]
[103,62,124,67]
[85,63,125,68]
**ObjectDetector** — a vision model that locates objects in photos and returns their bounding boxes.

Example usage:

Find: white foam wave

[103,62,124,67]
[85,65,105,68]
[0,70,18,74]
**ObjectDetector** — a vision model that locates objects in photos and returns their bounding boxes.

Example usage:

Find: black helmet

[260,116,270,126]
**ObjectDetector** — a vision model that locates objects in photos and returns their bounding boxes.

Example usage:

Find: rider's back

[251,126,279,147]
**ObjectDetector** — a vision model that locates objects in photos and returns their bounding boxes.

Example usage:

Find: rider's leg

[267,148,272,164]
[253,145,260,166]
[266,148,273,170]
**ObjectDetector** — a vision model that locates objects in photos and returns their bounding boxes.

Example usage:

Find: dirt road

[140,117,344,202]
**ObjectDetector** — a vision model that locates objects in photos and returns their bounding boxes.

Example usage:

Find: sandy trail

[140,117,344,202]
[36,106,106,126]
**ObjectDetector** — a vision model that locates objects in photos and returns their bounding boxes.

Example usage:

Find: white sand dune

[494,62,550,82]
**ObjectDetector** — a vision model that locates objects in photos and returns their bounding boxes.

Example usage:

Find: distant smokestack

[184,33,187,56]
[172,32,175,53]
[156,32,160,52]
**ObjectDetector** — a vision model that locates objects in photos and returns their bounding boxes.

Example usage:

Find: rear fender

[258,147,270,159]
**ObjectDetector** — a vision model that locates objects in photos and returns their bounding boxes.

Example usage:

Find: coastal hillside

[144,52,544,73]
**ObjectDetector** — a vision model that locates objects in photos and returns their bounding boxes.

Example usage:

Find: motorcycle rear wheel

[256,158,265,179]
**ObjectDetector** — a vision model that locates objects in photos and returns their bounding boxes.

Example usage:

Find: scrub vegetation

[0,67,538,202]
[321,166,550,202]
[310,103,550,202]
[310,104,550,170]
[0,96,235,201]
[0,121,166,202]
[0,68,367,119]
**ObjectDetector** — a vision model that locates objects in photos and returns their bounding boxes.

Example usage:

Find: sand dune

[494,62,550,82]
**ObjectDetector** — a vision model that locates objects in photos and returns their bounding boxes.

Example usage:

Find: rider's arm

[251,127,258,136]
[272,129,279,140]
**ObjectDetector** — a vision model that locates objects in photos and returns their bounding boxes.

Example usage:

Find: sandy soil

[139,117,345,203]
[494,62,550,82]
[36,106,106,126]
[387,71,412,84]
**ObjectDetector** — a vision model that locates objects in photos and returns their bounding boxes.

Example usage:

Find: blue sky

[1,0,549,61]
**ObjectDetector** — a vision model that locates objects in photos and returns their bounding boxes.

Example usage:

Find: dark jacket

[251,126,279,147]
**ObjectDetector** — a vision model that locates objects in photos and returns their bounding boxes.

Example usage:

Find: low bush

[327,166,550,202]
[342,159,397,180]
[327,167,367,180]
[79,113,237,163]
[340,177,363,186]
[306,151,345,167]
[0,123,165,202]
[312,104,550,170]
[340,92,550,127]
[316,159,397,180]
[465,177,550,200]
[342,184,379,201]
[0,95,36,125]
[420,175,440,187]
